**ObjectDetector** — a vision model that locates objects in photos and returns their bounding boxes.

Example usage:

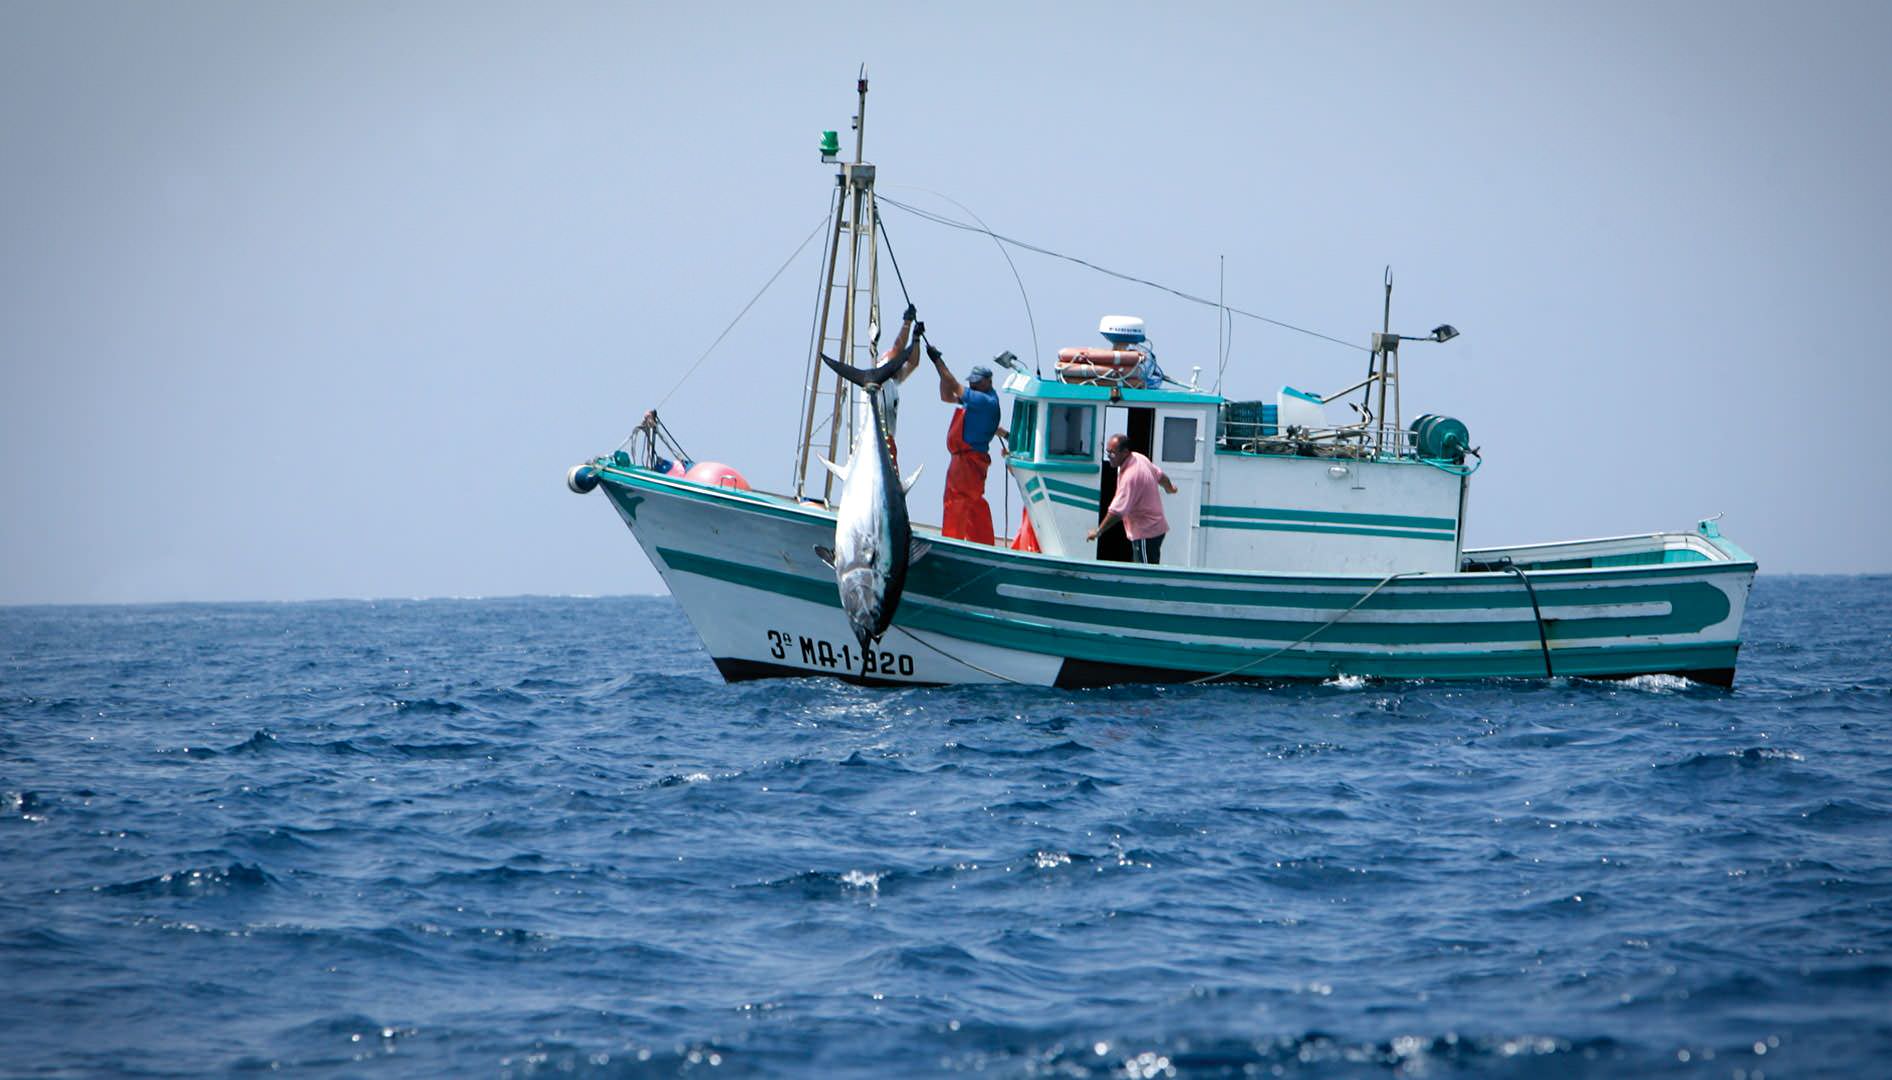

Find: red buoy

[683,461,750,490]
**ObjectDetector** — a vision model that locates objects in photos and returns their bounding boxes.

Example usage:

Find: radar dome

[1098,315,1146,345]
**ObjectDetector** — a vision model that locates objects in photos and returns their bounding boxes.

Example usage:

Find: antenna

[1215,255,1225,393]
[1377,266,1393,455]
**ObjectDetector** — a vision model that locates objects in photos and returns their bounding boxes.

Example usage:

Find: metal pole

[1216,255,1224,392]
[853,71,868,163]
[825,177,865,502]
[795,180,849,498]
[1376,267,1393,455]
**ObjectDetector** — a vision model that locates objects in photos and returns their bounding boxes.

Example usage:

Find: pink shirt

[1108,451,1170,541]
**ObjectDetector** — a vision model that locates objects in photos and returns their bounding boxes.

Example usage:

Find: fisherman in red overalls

[927,344,1007,544]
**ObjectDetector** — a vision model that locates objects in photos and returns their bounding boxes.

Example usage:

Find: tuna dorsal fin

[901,463,925,493]
[813,545,835,568]
[908,539,932,564]
[817,456,848,481]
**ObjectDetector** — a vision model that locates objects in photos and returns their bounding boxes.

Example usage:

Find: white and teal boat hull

[592,465,1755,688]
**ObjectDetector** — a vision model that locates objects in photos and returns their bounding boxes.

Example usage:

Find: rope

[892,624,1029,684]
[1503,565,1556,677]
[1183,570,1414,684]
[656,213,831,411]
[875,208,912,309]
[877,194,1367,355]
[894,567,1412,687]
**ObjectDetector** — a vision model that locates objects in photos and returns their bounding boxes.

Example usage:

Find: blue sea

[3,576,1889,1077]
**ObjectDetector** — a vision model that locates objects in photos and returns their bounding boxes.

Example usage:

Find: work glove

[914,321,925,337]
[926,344,944,364]
[902,302,917,323]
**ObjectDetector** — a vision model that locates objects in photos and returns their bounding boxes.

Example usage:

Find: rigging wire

[656,212,833,411]
[877,194,1367,355]
[1216,301,1235,393]
[882,186,1043,375]
[794,193,843,494]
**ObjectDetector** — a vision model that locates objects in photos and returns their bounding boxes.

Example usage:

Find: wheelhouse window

[1047,404,1094,458]
[1161,415,1198,463]
[1009,400,1038,459]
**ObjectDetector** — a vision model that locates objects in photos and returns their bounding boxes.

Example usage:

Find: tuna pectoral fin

[901,464,925,493]
[908,540,933,564]
[817,456,848,481]
[814,545,836,568]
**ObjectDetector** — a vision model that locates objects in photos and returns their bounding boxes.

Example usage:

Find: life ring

[1055,348,1144,387]
[1055,363,1145,387]
[1056,347,1140,370]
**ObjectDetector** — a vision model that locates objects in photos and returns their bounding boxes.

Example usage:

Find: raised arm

[928,343,963,404]
[884,304,914,359]
[896,321,925,381]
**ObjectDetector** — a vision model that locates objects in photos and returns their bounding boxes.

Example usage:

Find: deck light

[1430,324,1459,343]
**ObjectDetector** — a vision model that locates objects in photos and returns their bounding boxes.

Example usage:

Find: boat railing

[1218,421,1429,461]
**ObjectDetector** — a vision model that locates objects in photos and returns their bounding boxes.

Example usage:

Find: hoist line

[877,194,1368,355]
[874,208,912,309]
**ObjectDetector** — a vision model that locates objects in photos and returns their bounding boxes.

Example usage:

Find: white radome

[1098,315,1146,344]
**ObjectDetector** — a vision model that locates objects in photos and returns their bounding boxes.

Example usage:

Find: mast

[1376,267,1393,456]
[793,71,881,502]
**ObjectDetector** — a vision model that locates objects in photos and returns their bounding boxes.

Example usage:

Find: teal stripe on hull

[904,555,1730,645]
[1041,476,1099,500]
[1203,503,1457,530]
[1202,517,1456,542]
[653,545,1738,679]
[598,466,1751,594]
[1006,458,1100,475]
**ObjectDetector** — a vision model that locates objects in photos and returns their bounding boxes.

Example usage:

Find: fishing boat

[565,78,1756,687]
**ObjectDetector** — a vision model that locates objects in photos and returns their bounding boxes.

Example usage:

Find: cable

[892,624,1029,684]
[794,194,842,494]
[656,213,831,411]
[874,208,912,309]
[1503,565,1556,677]
[1183,570,1414,684]
[877,194,1367,355]
[883,186,1043,376]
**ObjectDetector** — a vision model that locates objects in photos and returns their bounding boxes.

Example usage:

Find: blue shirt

[958,387,1000,453]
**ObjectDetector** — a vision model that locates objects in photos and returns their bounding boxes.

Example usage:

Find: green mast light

[818,130,840,160]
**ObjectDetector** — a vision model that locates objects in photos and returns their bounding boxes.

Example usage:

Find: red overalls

[942,409,995,544]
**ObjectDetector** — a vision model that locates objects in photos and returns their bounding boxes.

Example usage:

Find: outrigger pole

[794,71,882,503]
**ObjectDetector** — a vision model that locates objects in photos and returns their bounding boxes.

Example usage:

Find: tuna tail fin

[901,463,925,493]
[820,350,908,389]
[817,456,848,481]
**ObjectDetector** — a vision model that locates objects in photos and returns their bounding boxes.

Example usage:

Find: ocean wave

[7,590,1891,1076]
[1662,746,1807,770]
[98,862,276,897]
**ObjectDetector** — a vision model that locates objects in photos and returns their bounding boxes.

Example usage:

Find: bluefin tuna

[816,351,928,650]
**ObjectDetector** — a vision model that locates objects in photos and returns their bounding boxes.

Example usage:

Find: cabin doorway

[1097,406,1154,563]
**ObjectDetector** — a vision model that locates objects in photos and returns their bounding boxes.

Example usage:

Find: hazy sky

[4,1,1889,604]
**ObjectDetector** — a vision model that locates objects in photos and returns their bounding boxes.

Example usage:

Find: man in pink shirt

[1086,434,1180,564]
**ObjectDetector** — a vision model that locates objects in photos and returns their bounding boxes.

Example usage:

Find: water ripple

[0,582,1886,1075]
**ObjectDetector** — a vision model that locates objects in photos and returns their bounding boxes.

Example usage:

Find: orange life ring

[1054,363,1145,388]
[1056,347,1141,370]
